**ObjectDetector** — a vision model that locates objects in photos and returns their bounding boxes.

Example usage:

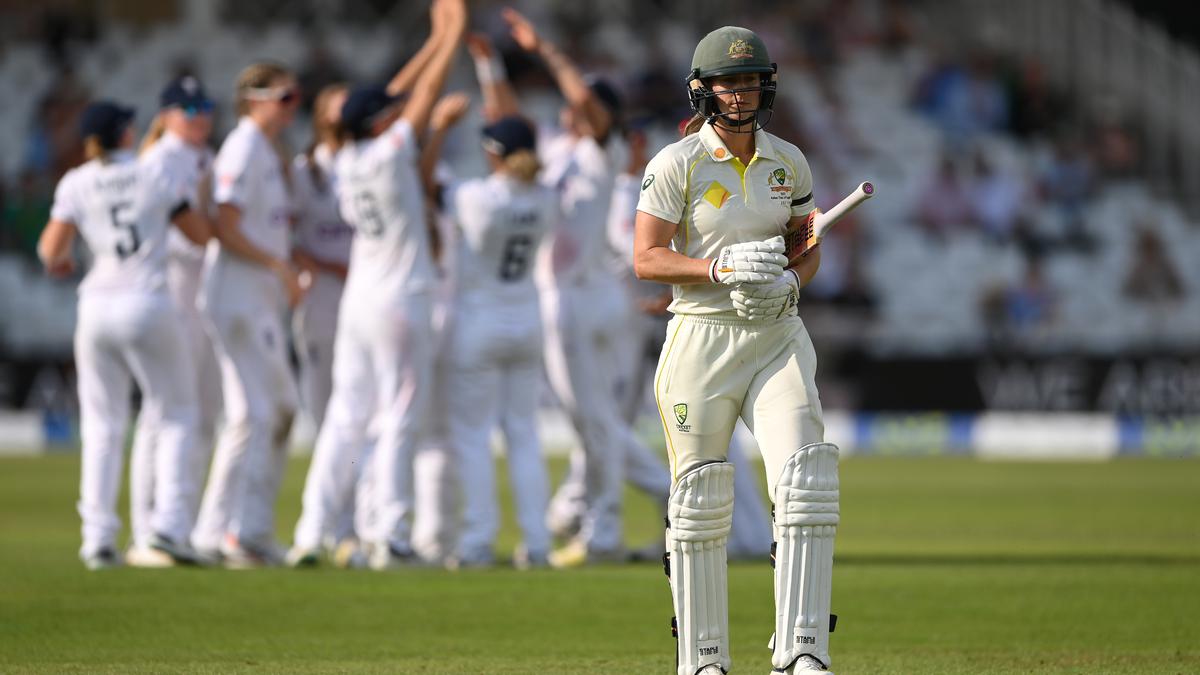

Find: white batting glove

[731,270,800,321]
[708,236,788,285]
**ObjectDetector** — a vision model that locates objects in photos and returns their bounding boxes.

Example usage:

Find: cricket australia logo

[673,403,691,432]
[728,39,754,60]
[769,167,792,201]
[772,168,787,186]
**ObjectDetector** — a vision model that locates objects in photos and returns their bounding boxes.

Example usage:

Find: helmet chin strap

[710,111,758,134]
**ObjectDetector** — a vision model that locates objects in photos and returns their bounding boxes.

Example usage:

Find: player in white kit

[426,113,557,568]
[192,62,304,567]
[499,9,637,566]
[126,76,222,568]
[289,0,466,571]
[291,83,354,434]
[38,101,211,569]
[634,28,837,674]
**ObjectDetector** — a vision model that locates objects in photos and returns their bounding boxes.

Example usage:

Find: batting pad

[667,461,735,675]
[771,443,839,671]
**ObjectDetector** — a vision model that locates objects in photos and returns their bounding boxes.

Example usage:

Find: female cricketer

[192,61,304,566]
[39,101,210,569]
[127,75,221,567]
[633,27,839,675]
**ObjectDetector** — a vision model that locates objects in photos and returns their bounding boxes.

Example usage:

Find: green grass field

[1,454,1198,674]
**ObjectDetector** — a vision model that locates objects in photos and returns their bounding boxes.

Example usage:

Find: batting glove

[708,236,788,285]
[731,269,800,321]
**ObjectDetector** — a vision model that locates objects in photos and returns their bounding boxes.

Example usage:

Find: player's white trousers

[76,290,198,557]
[292,271,344,430]
[193,285,297,551]
[445,296,551,559]
[655,314,824,485]
[293,290,432,551]
[130,254,221,548]
[541,282,625,552]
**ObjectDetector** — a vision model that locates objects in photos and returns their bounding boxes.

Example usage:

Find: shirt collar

[698,121,777,163]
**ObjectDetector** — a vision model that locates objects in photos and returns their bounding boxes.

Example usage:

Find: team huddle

[40,0,842,672]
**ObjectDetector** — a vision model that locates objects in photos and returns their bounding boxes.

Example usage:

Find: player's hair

[234,61,294,190]
[83,135,110,161]
[138,113,167,156]
[682,113,707,137]
[234,62,292,116]
[503,149,540,183]
[304,83,349,193]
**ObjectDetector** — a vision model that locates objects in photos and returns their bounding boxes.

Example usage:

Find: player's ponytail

[682,113,706,137]
[138,113,166,156]
[305,83,349,193]
[503,149,540,184]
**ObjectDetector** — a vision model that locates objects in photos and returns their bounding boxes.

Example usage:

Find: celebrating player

[499,7,632,566]
[126,75,222,568]
[424,109,558,568]
[633,27,838,674]
[39,101,211,569]
[192,62,303,567]
[289,0,466,570]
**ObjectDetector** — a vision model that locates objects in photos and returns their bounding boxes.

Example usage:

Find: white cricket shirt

[140,130,214,265]
[636,122,816,317]
[292,144,353,266]
[444,173,557,305]
[537,132,617,287]
[336,118,435,298]
[50,150,191,296]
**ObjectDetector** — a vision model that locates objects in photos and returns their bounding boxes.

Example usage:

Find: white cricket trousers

[445,296,551,559]
[130,255,221,548]
[541,281,626,552]
[193,289,297,551]
[75,290,198,556]
[292,290,432,551]
[292,271,343,429]
[654,314,824,488]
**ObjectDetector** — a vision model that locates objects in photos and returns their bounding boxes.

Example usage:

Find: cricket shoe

[698,666,726,674]
[82,547,122,571]
[368,542,417,571]
[149,533,201,565]
[285,545,320,568]
[548,539,625,569]
[220,535,283,569]
[125,545,175,568]
[512,544,549,571]
[777,655,832,674]
[332,540,367,569]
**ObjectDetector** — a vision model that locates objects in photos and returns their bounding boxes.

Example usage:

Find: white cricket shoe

[149,533,201,565]
[126,545,174,568]
[784,654,832,673]
[285,546,320,568]
[368,542,417,571]
[82,547,122,571]
[697,666,725,674]
[548,538,625,569]
[332,540,367,569]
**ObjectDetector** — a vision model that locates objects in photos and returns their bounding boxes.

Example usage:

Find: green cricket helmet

[686,26,778,132]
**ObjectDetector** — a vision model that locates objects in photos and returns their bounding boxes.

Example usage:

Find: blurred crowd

[1,0,1195,359]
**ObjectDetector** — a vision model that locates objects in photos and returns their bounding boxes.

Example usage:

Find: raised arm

[419,92,471,198]
[466,33,520,122]
[386,12,445,96]
[400,0,467,139]
[503,7,611,141]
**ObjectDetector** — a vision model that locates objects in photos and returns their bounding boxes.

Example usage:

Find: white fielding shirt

[336,119,435,298]
[141,131,214,265]
[444,173,558,305]
[537,133,617,287]
[292,145,353,266]
[50,150,191,296]
[205,116,294,302]
[635,123,816,317]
